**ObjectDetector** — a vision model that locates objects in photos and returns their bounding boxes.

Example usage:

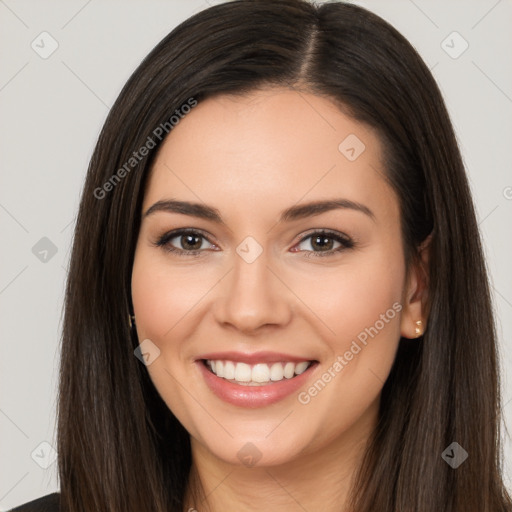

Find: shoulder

[9,492,61,512]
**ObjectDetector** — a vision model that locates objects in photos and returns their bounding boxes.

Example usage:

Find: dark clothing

[9,492,60,512]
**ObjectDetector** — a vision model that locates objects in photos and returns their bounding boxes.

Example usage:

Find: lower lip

[196,360,318,408]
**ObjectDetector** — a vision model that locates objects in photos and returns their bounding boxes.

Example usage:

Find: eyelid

[153,227,218,253]
[153,227,355,257]
[293,227,352,245]
[292,229,354,257]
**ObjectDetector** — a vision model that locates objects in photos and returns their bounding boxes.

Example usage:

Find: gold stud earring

[128,314,136,329]
[415,320,423,337]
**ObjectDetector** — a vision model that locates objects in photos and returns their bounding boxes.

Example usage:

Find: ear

[400,233,431,339]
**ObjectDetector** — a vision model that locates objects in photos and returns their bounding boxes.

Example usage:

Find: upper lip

[196,351,316,364]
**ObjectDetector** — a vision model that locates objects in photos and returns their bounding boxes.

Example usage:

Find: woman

[11,0,511,510]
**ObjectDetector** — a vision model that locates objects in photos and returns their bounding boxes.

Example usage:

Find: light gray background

[1,0,511,508]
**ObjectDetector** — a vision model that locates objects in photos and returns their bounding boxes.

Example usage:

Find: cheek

[296,250,404,410]
[131,249,213,342]
[290,261,404,448]
[293,251,404,409]
[132,237,405,356]
[293,252,404,347]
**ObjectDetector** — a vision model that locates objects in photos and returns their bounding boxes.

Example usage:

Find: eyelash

[153,228,355,258]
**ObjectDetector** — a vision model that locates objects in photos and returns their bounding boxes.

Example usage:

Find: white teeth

[206,359,312,385]
[252,363,270,383]
[270,363,284,381]
[224,360,235,380]
[284,362,295,379]
[295,361,309,375]
[234,362,252,382]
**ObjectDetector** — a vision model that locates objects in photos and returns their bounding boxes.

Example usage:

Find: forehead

[143,88,397,224]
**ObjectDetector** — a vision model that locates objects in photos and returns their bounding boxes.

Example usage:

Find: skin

[131,87,429,512]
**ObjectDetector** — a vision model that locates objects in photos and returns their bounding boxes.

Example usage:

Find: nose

[212,248,293,334]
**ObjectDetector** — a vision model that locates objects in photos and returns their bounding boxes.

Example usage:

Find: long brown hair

[58,1,512,510]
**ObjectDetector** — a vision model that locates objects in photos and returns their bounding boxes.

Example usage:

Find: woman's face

[131,88,423,468]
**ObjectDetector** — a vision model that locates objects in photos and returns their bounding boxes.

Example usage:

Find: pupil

[180,234,335,252]
[313,235,332,251]
[183,234,201,250]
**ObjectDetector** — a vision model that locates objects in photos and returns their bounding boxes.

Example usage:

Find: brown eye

[177,233,203,251]
[154,229,216,256]
[293,230,354,258]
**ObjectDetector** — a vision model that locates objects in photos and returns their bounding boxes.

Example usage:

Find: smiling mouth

[202,359,316,386]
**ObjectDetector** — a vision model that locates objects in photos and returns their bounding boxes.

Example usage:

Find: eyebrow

[143,198,375,224]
